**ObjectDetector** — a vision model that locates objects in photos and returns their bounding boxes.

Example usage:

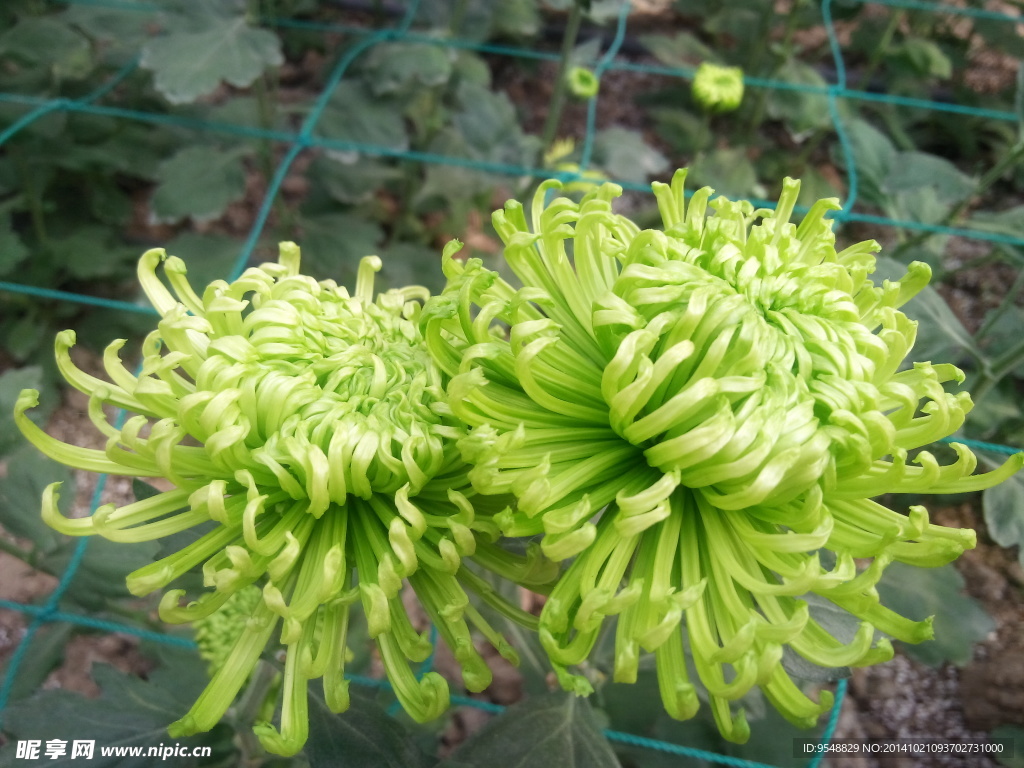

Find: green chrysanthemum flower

[422,171,1023,741]
[16,244,556,756]
[692,62,744,113]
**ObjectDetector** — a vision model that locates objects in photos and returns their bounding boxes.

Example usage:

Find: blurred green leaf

[690,147,758,198]
[40,536,161,614]
[876,562,994,666]
[362,43,454,95]
[304,690,434,768]
[141,17,282,104]
[992,724,1024,767]
[765,59,830,138]
[318,81,409,153]
[440,691,620,768]
[0,17,93,80]
[640,32,716,67]
[0,215,29,277]
[0,624,74,705]
[882,151,974,205]
[0,655,221,768]
[983,468,1024,568]
[151,146,248,224]
[591,127,669,185]
[49,226,137,280]
[162,232,245,287]
[893,38,952,79]
[296,212,383,281]
[0,445,70,555]
[971,205,1024,240]
[309,155,401,206]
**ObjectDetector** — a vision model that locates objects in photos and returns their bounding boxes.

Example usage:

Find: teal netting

[1,0,1021,765]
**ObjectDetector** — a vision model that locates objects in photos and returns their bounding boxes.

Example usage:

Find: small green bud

[692,62,744,113]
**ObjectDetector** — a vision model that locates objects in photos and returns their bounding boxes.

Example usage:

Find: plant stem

[540,2,584,156]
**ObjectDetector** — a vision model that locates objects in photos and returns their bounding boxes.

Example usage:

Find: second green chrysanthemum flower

[17,244,556,756]
[423,170,1023,741]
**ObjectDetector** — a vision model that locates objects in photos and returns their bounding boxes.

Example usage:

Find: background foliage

[1,0,1023,765]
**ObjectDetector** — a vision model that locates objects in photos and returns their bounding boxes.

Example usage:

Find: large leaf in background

[304,690,434,768]
[296,212,383,281]
[639,32,717,67]
[841,118,896,207]
[162,232,245,288]
[151,146,248,224]
[361,42,454,95]
[318,80,409,155]
[0,624,74,706]
[876,562,994,667]
[690,147,759,199]
[873,256,976,367]
[882,151,974,205]
[0,445,71,554]
[983,466,1024,569]
[0,214,29,277]
[439,691,620,768]
[765,59,831,138]
[308,154,402,206]
[141,16,283,104]
[971,205,1024,241]
[0,647,227,768]
[591,127,669,186]
[0,17,93,81]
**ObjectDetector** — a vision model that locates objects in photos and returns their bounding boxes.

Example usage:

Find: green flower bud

[567,66,599,99]
[18,243,558,756]
[423,170,1022,742]
[692,62,744,113]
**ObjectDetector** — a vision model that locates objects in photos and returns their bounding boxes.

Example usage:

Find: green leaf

[882,151,974,205]
[0,445,70,555]
[151,146,248,224]
[893,38,952,79]
[983,469,1024,568]
[163,232,245,287]
[765,59,830,138]
[0,214,29,277]
[492,0,541,38]
[296,212,383,281]
[141,17,283,104]
[971,205,1024,240]
[690,147,759,199]
[362,43,454,95]
[439,691,620,768]
[843,119,896,205]
[640,32,716,67]
[308,155,402,206]
[40,536,161,613]
[591,127,669,185]
[317,80,409,153]
[48,226,137,280]
[0,17,94,80]
[875,562,994,667]
[0,655,218,768]
[992,724,1024,768]
[0,624,74,705]
[304,690,434,768]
